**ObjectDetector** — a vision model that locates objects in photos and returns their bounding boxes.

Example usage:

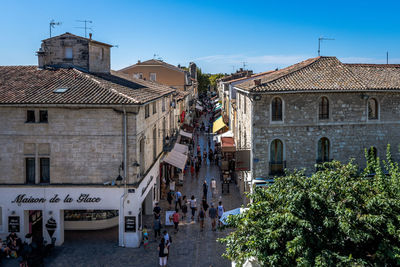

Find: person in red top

[190,164,195,178]
[172,209,180,232]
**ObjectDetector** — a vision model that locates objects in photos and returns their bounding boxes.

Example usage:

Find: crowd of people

[0,232,54,266]
[151,93,229,266]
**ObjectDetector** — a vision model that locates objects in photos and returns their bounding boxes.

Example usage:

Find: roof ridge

[341,61,369,89]
[250,57,321,91]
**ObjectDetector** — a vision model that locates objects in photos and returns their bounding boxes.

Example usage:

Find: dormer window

[65,47,73,59]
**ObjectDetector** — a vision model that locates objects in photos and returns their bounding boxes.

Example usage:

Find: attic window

[54,87,69,93]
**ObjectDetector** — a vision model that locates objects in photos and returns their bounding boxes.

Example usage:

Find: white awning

[195,104,203,111]
[163,150,188,170]
[213,130,234,143]
[179,129,193,139]
[173,143,189,155]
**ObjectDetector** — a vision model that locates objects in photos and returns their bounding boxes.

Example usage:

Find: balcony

[269,161,286,176]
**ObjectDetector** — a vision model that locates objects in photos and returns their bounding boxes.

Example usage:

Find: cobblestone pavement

[3,113,244,267]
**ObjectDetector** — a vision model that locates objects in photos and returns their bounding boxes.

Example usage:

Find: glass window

[368,98,378,120]
[270,139,284,175]
[40,158,50,183]
[39,110,48,123]
[319,97,329,119]
[26,110,35,123]
[153,102,157,114]
[26,158,35,184]
[162,98,166,112]
[145,105,149,118]
[271,97,283,121]
[65,47,73,59]
[150,73,156,81]
[317,137,330,163]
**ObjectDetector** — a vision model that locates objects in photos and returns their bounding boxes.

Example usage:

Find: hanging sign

[125,216,136,232]
[8,216,20,232]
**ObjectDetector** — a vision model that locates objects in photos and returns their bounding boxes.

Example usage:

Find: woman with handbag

[158,238,168,267]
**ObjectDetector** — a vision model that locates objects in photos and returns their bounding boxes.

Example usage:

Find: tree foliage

[197,68,210,93]
[221,146,400,266]
[209,73,225,90]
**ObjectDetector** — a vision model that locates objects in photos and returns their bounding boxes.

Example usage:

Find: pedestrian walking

[143,227,149,249]
[172,209,180,232]
[211,178,217,198]
[217,201,225,228]
[203,180,208,199]
[202,197,209,212]
[153,202,161,219]
[167,190,173,209]
[203,151,207,164]
[181,195,188,220]
[163,230,172,259]
[190,164,195,178]
[195,161,200,178]
[189,195,197,220]
[174,190,182,210]
[153,217,161,240]
[158,238,168,267]
[198,207,206,231]
[209,203,217,231]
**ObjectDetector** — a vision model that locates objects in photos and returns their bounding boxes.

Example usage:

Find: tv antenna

[49,19,61,38]
[242,62,248,70]
[318,36,335,56]
[153,54,162,61]
[387,51,389,64]
[75,20,93,38]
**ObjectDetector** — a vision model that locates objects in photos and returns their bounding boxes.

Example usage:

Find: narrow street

[16,112,243,267]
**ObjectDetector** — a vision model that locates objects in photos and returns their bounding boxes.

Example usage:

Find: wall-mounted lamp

[11,210,16,215]
[253,95,262,101]
[116,175,123,186]
[361,93,369,100]
[132,161,140,167]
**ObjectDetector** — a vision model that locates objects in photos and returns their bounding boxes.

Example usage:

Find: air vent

[53,87,69,93]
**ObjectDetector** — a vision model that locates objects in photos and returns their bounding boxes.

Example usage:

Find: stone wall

[88,43,111,73]
[250,92,400,177]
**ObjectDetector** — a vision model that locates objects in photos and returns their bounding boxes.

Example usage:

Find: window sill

[25,121,36,124]
[38,121,48,124]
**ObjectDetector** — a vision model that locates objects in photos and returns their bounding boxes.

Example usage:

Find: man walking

[218,201,225,228]
[154,217,161,240]
[211,178,217,198]
[203,180,208,199]
[209,203,217,231]
[172,209,180,233]
[175,190,182,210]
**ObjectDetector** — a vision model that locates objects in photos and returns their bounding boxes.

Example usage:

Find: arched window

[270,139,284,175]
[271,97,283,121]
[368,98,378,120]
[319,97,329,119]
[317,137,330,163]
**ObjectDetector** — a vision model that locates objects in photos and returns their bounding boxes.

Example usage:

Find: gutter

[120,106,128,247]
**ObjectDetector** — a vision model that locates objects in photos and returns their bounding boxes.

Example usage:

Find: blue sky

[1,0,400,74]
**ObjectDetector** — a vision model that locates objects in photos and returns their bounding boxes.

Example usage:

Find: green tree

[220,146,400,266]
[209,73,225,90]
[197,68,210,93]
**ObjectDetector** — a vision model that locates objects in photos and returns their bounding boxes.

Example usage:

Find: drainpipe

[120,107,128,247]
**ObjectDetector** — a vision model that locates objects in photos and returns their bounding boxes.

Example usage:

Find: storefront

[0,158,160,248]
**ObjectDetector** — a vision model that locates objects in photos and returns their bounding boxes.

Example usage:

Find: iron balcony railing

[269,161,286,176]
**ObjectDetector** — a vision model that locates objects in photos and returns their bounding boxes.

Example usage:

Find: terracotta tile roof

[119,59,186,73]
[235,57,396,92]
[345,63,400,89]
[0,66,175,105]
[174,90,190,101]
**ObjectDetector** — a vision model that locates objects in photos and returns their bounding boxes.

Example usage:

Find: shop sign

[11,193,101,206]
[124,216,136,232]
[236,150,251,171]
[8,216,20,232]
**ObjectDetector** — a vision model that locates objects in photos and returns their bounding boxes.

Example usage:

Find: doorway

[29,210,43,240]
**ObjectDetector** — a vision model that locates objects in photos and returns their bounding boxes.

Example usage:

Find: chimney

[254,79,261,86]
[89,33,92,40]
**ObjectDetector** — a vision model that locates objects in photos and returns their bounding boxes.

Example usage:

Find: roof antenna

[75,20,93,38]
[49,19,61,38]
[318,36,335,56]
[387,51,389,64]
[242,62,247,70]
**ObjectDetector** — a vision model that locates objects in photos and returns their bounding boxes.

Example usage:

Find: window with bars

[270,139,284,175]
[368,98,378,120]
[271,97,283,121]
[319,97,329,119]
[317,137,330,163]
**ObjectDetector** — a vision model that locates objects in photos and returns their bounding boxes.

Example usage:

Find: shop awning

[195,104,203,111]
[163,150,188,170]
[221,137,236,152]
[173,143,189,155]
[213,116,227,133]
[213,130,234,143]
[179,129,193,139]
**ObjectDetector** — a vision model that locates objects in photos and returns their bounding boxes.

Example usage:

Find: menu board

[8,216,20,233]
[124,216,136,232]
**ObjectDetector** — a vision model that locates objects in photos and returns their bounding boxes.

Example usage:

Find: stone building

[233,56,400,195]
[0,33,175,248]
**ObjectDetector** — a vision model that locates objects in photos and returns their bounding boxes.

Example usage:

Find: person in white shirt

[217,201,225,227]
[211,178,217,197]
[189,195,197,220]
